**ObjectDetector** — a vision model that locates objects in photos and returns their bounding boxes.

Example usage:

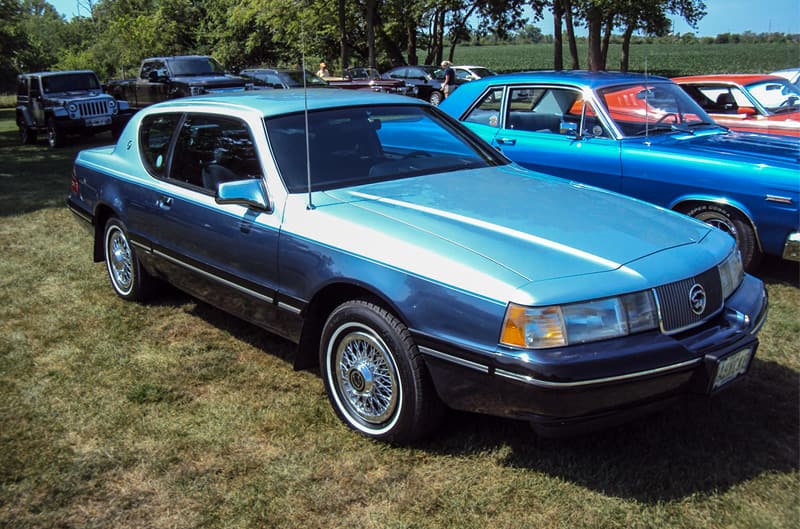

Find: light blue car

[440,71,800,271]
[68,90,767,442]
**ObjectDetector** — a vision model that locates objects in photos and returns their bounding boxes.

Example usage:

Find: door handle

[156,196,173,210]
[496,137,516,146]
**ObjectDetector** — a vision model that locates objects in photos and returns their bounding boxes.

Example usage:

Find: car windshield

[170,57,227,76]
[470,67,496,78]
[745,79,800,113]
[41,73,101,93]
[347,68,380,80]
[280,70,328,87]
[265,104,505,193]
[597,82,715,137]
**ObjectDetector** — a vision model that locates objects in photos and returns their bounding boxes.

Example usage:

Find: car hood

[172,74,246,87]
[650,129,800,166]
[45,90,109,103]
[318,165,714,288]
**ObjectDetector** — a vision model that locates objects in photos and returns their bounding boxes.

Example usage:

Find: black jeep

[16,70,133,147]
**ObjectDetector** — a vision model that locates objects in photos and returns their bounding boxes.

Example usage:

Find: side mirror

[559,121,579,136]
[215,179,271,212]
[737,107,757,116]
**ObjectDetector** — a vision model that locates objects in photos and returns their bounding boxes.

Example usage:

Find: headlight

[68,103,77,112]
[718,248,744,299]
[500,291,658,349]
[190,86,203,96]
[107,99,116,109]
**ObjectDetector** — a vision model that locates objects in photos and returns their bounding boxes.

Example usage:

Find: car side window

[506,87,607,137]
[464,88,505,127]
[140,114,182,178]
[169,114,262,192]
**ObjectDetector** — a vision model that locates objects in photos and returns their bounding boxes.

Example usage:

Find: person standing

[317,62,330,78]
[441,60,456,98]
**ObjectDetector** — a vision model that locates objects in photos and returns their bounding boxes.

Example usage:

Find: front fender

[669,194,755,223]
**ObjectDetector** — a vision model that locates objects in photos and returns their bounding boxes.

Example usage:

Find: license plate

[85,116,111,127]
[713,347,753,389]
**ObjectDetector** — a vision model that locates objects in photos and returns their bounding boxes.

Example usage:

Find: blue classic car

[68,90,767,442]
[439,71,800,272]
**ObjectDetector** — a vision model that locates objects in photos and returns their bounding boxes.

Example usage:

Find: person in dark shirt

[441,60,456,98]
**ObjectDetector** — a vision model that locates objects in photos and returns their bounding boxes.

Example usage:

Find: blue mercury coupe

[439,71,800,272]
[68,90,767,442]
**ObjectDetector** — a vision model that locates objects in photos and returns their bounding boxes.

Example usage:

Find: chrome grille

[655,266,722,334]
[78,100,107,117]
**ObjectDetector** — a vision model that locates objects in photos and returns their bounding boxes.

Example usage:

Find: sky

[48,0,800,37]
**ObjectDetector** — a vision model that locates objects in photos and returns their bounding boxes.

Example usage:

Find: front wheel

[685,203,762,271]
[47,118,65,148]
[320,300,443,443]
[429,90,443,106]
[103,218,154,301]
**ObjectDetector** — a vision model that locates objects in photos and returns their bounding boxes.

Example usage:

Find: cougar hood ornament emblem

[689,283,707,315]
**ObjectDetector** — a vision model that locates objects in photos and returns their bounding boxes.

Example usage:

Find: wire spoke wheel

[334,327,399,425]
[320,300,443,443]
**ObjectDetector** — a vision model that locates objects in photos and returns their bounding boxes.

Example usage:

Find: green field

[452,42,799,76]
[0,108,798,529]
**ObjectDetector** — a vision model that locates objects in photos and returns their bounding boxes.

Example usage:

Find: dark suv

[16,70,132,147]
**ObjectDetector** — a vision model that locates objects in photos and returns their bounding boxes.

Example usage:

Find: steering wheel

[655,112,679,124]
[779,96,799,107]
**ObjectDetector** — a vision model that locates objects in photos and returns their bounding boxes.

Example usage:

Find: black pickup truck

[106,56,251,110]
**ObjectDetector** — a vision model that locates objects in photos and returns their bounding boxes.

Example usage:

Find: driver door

[487,85,623,192]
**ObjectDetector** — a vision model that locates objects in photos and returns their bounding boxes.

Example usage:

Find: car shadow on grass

[423,353,798,502]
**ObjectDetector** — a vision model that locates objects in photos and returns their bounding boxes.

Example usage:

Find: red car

[674,74,800,137]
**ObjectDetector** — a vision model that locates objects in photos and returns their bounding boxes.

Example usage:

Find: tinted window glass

[140,114,181,178]
[41,73,101,93]
[170,115,261,191]
[464,88,504,127]
[265,105,505,193]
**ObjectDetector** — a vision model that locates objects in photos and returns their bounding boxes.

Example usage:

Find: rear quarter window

[139,114,181,177]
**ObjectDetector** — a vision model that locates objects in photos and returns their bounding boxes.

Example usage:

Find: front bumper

[782,232,800,261]
[418,274,767,435]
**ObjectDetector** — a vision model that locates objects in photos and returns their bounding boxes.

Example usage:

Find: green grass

[453,42,800,76]
[0,107,798,528]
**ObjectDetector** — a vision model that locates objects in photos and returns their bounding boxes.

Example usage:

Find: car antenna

[644,57,650,139]
[301,16,314,210]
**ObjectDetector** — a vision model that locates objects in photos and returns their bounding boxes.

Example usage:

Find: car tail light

[70,169,79,193]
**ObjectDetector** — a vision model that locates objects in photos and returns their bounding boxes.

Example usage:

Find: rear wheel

[19,123,36,145]
[320,300,443,443]
[685,203,761,271]
[103,218,154,301]
[429,90,443,106]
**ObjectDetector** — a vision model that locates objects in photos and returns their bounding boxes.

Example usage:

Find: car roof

[461,70,672,89]
[146,89,424,117]
[673,74,787,86]
[22,70,97,77]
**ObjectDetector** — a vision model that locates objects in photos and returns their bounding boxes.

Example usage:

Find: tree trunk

[563,0,579,69]
[586,5,602,71]
[620,23,635,72]
[338,0,350,69]
[553,0,563,70]
[407,20,417,65]
[601,13,613,70]
[366,0,376,68]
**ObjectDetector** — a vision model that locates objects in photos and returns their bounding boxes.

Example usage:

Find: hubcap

[108,228,133,292]
[696,212,738,241]
[334,329,398,425]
